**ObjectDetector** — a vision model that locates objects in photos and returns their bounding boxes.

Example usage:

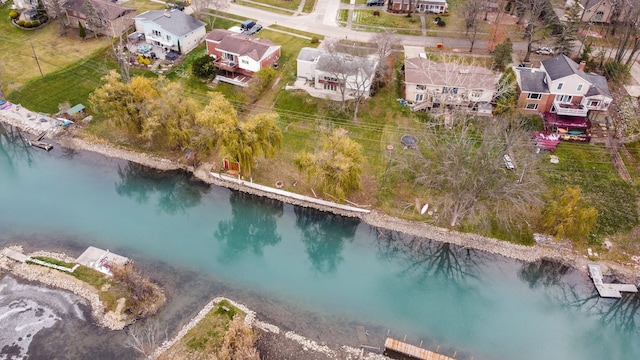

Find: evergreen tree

[492,38,513,71]
[78,21,86,39]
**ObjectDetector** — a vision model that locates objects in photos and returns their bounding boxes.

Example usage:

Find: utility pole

[30,42,44,78]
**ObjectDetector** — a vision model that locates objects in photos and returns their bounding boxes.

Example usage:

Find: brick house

[205,29,281,86]
[388,0,448,13]
[62,0,136,38]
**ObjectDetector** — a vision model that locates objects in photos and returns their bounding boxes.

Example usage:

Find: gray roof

[515,67,549,93]
[585,72,612,98]
[582,0,613,11]
[136,10,205,37]
[63,0,136,21]
[404,56,496,89]
[541,54,591,82]
[297,47,323,62]
[316,52,378,76]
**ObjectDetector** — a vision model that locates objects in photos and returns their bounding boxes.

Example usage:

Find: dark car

[366,0,385,6]
[247,24,263,35]
[241,20,256,31]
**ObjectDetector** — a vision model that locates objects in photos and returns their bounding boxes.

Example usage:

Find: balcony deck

[554,101,588,117]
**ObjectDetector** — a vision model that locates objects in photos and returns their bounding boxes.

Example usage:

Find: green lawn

[338,9,349,22]
[352,10,422,29]
[541,143,638,240]
[0,4,111,91]
[302,0,318,13]
[8,49,115,114]
[237,0,296,14]
[250,0,301,11]
[268,24,324,40]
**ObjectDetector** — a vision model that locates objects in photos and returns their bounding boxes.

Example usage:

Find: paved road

[223,0,531,51]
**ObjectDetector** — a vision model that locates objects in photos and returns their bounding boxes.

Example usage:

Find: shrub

[191,54,217,79]
[437,20,446,27]
[9,10,19,19]
[32,19,40,26]
[24,21,33,28]
[603,60,629,83]
[17,19,25,26]
[137,54,151,66]
[310,36,319,44]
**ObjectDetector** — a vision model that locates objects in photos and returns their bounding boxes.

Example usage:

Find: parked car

[535,46,554,55]
[366,0,385,5]
[241,20,256,31]
[247,24,263,35]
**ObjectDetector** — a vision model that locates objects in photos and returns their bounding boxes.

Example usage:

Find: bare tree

[321,40,378,120]
[84,0,103,38]
[45,0,66,35]
[123,321,167,358]
[112,34,131,83]
[613,5,640,66]
[517,0,549,62]
[207,0,230,28]
[463,0,482,52]
[393,116,545,228]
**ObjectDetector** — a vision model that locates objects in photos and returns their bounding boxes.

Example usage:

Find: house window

[166,35,171,41]
[241,59,249,65]
[525,103,538,110]
[324,83,337,91]
[416,84,427,90]
[594,11,604,21]
[152,30,161,37]
[589,100,600,107]
[527,93,542,100]
[556,94,572,103]
[577,84,583,91]
[324,76,338,82]
[557,83,564,90]
[224,53,234,61]
[471,90,482,98]
[442,86,458,94]
[416,94,424,102]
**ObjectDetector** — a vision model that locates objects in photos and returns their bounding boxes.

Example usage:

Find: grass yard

[338,9,349,22]
[352,10,422,29]
[302,0,318,13]
[8,49,116,114]
[158,300,244,359]
[120,0,166,11]
[541,143,638,241]
[0,4,111,91]
[251,0,301,11]
[269,24,324,40]
[237,0,296,14]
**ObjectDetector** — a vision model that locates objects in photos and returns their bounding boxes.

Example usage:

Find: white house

[134,9,206,54]
[296,47,378,99]
[404,55,498,115]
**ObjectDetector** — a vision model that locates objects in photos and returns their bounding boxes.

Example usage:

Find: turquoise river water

[0,126,639,360]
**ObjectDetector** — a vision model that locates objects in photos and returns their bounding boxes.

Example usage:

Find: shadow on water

[214,191,283,261]
[294,207,359,274]
[374,229,487,286]
[114,162,209,215]
[519,260,640,335]
[0,123,36,175]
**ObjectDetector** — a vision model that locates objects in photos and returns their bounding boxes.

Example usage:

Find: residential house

[389,0,448,13]
[514,55,612,142]
[205,29,281,86]
[403,55,498,116]
[579,0,616,23]
[62,0,136,38]
[134,9,206,54]
[296,47,378,99]
[13,0,37,9]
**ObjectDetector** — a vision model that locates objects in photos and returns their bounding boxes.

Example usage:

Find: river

[0,124,638,360]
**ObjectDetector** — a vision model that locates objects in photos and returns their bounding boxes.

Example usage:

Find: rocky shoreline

[2,113,639,284]
[0,246,128,330]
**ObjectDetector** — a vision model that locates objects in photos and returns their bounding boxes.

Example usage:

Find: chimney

[578,61,586,71]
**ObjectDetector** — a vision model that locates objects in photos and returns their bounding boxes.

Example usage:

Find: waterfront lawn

[158,300,244,359]
[541,143,639,242]
[0,5,111,91]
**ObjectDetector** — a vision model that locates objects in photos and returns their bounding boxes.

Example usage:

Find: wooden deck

[384,337,455,360]
[588,263,638,298]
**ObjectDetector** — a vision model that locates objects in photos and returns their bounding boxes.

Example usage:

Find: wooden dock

[384,337,455,360]
[28,131,53,151]
[588,263,638,298]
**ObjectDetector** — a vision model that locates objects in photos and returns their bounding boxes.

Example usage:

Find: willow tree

[295,128,364,200]
[540,186,598,242]
[195,93,282,176]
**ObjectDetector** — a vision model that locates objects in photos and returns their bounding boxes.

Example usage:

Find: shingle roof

[404,57,497,90]
[541,54,593,83]
[585,72,612,98]
[514,67,549,93]
[297,47,323,62]
[210,32,279,61]
[136,10,205,37]
[63,0,136,21]
[316,52,378,76]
